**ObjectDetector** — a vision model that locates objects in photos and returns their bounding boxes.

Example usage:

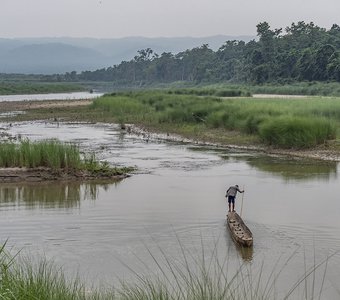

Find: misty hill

[0,36,254,74]
[0,42,111,74]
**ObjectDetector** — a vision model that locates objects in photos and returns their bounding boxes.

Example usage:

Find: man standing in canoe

[226,184,244,212]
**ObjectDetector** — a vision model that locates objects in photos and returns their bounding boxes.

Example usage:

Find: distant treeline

[72,21,340,85]
[0,81,85,95]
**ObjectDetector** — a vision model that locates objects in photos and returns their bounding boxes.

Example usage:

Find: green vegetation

[166,87,250,97]
[3,22,340,96]
[0,139,81,169]
[259,117,335,148]
[0,241,336,299]
[245,82,340,96]
[3,22,340,94]
[0,241,88,300]
[69,22,340,89]
[89,91,338,149]
[0,82,85,95]
[0,139,132,176]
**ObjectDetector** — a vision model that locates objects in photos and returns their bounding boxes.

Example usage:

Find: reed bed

[0,139,82,170]
[166,87,250,97]
[90,91,340,149]
[0,139,132,176]
[0,241,89,300]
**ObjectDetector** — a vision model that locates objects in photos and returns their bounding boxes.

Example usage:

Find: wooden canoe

[227,211,253,247]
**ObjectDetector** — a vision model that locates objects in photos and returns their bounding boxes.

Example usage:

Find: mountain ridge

[0,35,254,74]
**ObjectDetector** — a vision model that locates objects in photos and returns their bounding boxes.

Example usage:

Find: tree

[296,48,316,81]
[66,21,340,85]
[313,44,336,80]
[327,51,340,81]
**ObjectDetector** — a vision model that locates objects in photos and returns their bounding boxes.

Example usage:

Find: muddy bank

[0,167,130,183]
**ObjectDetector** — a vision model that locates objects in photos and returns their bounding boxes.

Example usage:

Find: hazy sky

[1,0,339,38]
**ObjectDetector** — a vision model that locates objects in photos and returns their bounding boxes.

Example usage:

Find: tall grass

[0,139,134,177]
[0,82,84,95]
[247,81,340,96]
[169,82,340,97]
[259,117,336,148]
[0,139,82,170]
[90,91,340,149]
[0,241,89,300]
[167,87,250,97]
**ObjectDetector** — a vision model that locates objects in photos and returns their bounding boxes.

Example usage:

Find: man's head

[235,184,239,188]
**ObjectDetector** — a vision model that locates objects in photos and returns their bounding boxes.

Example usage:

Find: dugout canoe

[227,211,253,247]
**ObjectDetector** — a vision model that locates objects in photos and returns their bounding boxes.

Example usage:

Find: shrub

[243,115,265,134]
[0,140,81,170]
[259,116,336,148]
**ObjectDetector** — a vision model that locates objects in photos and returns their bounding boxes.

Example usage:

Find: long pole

[240,185,245,217]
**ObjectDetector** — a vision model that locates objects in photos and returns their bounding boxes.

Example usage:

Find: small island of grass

[0,139,134,182]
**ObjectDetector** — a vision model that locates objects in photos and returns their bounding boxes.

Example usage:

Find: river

[0,120,340,298]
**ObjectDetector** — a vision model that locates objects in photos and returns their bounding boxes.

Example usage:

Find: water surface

[0,121,339,298]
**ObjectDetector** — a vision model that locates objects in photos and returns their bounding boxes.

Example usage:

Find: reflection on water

[225,223,254,261]
[218,151,338,181]
[0,180,117,209]
[236,244,253,261]
[246,155,337,181]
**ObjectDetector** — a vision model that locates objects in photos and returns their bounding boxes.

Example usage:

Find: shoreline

[127,124,340,162]
[1,98,340,163]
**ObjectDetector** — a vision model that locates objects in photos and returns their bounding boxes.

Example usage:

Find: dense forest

[71,21,340,86]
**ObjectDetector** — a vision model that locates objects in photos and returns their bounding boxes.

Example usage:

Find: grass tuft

[259,117,336,148]
[0,139,134,177]
[0,139,82,170]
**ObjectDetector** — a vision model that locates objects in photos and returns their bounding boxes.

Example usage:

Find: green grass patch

[0,139,82,170]
[0,241,95,300]
[259,116,336,149]
[87,91,340,149]
[247,81,340,96]
[0,139,133,176]
[166,87,250,97]
[0,82,85,95]
[167,82,340,97]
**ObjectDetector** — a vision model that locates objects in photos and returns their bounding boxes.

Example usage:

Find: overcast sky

[1,0,339,38]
